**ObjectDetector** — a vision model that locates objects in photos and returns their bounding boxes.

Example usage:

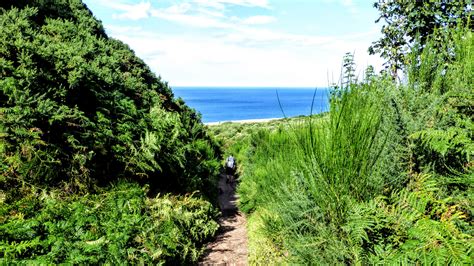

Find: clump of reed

[237,80,395,262]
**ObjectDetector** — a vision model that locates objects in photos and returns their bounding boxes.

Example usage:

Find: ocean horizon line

[172,86,329,90]
[173,87,330,123]
[204,117,284,125]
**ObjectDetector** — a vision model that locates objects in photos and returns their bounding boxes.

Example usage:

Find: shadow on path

[199,173,248,265]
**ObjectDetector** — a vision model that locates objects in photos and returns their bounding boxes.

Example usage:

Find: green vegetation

[0,0,221,195]
[212,29,473,264]
[1,0,472,264]
[1,182,218,264]
[208,116,316,156]
[369,0,472,77]
[1,1,221,263]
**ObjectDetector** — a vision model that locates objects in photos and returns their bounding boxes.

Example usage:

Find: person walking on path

[225,155,236,183]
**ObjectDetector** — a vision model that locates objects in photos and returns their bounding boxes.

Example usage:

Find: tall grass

[237,81,395,262]
[235,29,472,264]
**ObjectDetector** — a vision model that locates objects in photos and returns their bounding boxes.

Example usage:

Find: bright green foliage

[399,30,474,175]
[0,181,219,264]
[0,1,221,195]
[357,174,473,264]
[0,1,222,263]
[369,0,471,77]
[236,83,395,263]
[230,29,473,264]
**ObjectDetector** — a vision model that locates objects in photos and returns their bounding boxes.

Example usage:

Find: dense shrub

[0,181,219,264]
[232,30,473,264]
[0,0,221,196]
[403,30,473,176]
[0,1,222,263]
[236,83,395,263]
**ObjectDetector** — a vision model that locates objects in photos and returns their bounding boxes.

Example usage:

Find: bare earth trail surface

[199,173,248,265]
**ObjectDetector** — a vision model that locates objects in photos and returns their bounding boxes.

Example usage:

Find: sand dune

[205,117,283,126]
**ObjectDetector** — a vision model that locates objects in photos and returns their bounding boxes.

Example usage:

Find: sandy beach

[205,117,283,126]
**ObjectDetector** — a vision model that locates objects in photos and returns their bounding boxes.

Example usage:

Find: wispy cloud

[322,0,358,14]
[147,2,274,29]
[93,0,270,21]
[111,2,151,20]
[88,0,382,86]
[150,11,230,28]
[105,22,382,86]
[92,0,152,20]
[241,15,276,25]
[193,0,270,9]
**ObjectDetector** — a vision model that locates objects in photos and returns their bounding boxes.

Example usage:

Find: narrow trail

[199,173,248,265]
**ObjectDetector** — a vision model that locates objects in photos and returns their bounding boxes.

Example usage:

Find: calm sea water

[172,87,330,123]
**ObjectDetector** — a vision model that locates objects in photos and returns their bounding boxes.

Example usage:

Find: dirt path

[199,173,248,265]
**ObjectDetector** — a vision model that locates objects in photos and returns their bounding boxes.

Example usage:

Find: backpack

[226,158,235,169]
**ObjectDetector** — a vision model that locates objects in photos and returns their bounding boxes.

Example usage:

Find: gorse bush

[0,0,221,196]
[0,1,222,263]
[233,29,472,264]
[0,181,219,264]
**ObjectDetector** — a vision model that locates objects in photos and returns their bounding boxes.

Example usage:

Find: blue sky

[83,0,384,87]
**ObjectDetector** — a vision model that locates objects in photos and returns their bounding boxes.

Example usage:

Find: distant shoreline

[174,86,326,90]
[205,117,283,126]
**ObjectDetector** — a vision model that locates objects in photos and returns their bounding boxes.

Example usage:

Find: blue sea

[172,87,330,123]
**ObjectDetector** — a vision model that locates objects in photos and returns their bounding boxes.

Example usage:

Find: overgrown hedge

[0,181,219,264]
[0,0,221,196]
[0,1,222,263]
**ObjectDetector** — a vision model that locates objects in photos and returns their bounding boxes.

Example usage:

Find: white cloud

[105,24,383,87]
[241,15,276,25]
[93,0,152,20]
[89,0,129,10]
[163,3,193,14]
[148,4,273,29]
[341,0,353,7]
[111,2,151,20]
[150,9,231,28]
[221,26,338,47]
[93,0,271,27]
[92,0,382,86]
[193,0,270,9]
[322,0,358,14]
[192,0,226,10]
[196,7,226,18]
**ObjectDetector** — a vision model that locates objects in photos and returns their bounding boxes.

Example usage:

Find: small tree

[342,52,356,87]
[364,65,376,84]
[368,0,472,78]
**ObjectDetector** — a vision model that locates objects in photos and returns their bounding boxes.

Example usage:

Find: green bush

[0,1,222,263]
[0,0,221,196]
[404,30,473,175]
[0,181,219,264]
[352,173,473,264]
[234,30,472,264]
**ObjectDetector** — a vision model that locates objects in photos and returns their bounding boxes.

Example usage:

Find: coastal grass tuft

[236,82,394,263]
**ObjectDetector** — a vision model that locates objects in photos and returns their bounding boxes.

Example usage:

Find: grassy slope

[210,31,473,264]
[209,116,328,263]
